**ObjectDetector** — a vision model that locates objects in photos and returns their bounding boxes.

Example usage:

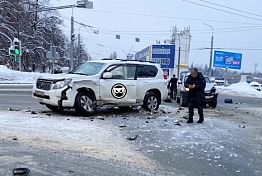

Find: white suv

[33,59,168,115]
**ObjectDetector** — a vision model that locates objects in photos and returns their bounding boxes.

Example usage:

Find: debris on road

[13,167,31,176]
[173,120,182,126]
[126,135,139,141]
[119,125,126,128]
[224,98,233,104]
[239,125,246,128]
[31,111,37,114]
[97,116,105,120]
[8,108,21,111]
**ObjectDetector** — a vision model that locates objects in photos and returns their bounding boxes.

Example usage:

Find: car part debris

[224,98,233,104]
[13,168,31,176]
[239,125,246,128]
[31,111,37,114]
[126,135,139,141]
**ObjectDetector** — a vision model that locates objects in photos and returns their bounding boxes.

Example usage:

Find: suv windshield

[71,62,105,76]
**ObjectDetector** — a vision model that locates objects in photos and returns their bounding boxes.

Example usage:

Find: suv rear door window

[137,65,158,78]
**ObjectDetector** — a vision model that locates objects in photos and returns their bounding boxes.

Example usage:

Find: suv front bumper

[205,92,218,103]
[32,86,76,108]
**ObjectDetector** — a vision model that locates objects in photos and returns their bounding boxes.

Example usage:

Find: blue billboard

[151,45,175,68]
[213,51,242,70]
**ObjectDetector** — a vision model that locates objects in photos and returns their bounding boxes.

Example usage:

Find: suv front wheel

[143,92,160,112]
[75,92,96,116]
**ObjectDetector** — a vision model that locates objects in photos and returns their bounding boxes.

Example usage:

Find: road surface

[0,89,261,175]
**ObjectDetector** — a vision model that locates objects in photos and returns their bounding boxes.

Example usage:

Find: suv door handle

[142,82,149,84]
[127,84,135,86]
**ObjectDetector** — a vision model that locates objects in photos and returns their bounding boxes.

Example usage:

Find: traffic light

[8,45,15,55]
[13,38,21,56]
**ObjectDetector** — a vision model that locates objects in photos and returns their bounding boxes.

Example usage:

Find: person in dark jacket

[184,68,206,123]
[168,74,178,100]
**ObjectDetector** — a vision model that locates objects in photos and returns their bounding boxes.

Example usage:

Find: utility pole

[254,63,258,73]
[16,0,22,71]
[204,23,214,77]
[177,46,181,80]
[70,15,74,71]
[51,25,55,74]
[77,33,81,65]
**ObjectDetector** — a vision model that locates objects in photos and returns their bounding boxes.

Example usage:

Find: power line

[191,47,262,51]
[183,0,262,22]
[192,26,262,34]
[92,9,262,25]
[199,0,262,18]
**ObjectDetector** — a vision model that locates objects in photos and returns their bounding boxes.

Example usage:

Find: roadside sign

[213,51,242,70]
[46,47,60,62]
[151,45,175,68]
[135,44,175,69]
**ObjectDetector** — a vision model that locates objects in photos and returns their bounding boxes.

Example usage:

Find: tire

[75,92,96,116]
[143,92,160,112]
[210,97,217,108]
[45,104,64,112]
[176,96,180,103]
[180,94,188,107]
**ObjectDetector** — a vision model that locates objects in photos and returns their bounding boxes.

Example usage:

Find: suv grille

[36,79,52,90]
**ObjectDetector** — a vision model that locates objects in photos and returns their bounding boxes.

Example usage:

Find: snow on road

[0,110,154,169]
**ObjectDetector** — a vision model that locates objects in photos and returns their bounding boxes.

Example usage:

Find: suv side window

[107,64,136,80]
[137,65,158,78]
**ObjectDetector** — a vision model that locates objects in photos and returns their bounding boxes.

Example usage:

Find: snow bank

[0,65,47,84]
[216,82,262,98]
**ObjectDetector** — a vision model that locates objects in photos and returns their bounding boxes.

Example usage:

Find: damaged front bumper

[32,85,76,108]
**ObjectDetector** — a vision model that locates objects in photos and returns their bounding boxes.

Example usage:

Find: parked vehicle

[176,72,218,108]
[249,81,261,91]
[32,59,168,115]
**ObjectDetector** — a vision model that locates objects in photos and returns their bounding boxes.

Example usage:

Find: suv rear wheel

[75,92,96,115]
[143,92,160,112]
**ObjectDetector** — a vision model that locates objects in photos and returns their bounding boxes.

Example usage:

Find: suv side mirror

[102,72,113,79]
[178,80,182,84]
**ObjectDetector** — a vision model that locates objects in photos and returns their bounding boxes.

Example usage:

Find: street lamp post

[204,23,214,77]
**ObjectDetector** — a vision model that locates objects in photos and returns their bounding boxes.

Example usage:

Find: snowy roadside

[0,110,156,170]
[216,82,262,98]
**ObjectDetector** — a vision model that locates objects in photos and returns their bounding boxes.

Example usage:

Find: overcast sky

[52,0,262,72]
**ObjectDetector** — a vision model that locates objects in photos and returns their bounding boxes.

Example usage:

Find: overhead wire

[183,0,262,22]
[199,0,262,18]
[92,9,262,25]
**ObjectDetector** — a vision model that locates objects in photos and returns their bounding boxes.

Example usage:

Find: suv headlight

[53,79,72,89]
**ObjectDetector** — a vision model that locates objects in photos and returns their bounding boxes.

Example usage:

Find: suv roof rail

[122,60,156,64]
[101,58,156,64]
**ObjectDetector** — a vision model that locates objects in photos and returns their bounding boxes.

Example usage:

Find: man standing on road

[184,68,206,123]
[168,74,178,101]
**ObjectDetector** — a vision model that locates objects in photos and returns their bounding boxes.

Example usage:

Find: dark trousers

[188,97,204,121]
[170,88,177,100]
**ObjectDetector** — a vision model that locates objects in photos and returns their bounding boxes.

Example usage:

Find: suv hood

[205,83,215,91]
[38,73,88,80]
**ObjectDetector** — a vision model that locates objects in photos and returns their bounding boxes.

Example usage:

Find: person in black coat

[168,74,178,100]
[184,68,206,123]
